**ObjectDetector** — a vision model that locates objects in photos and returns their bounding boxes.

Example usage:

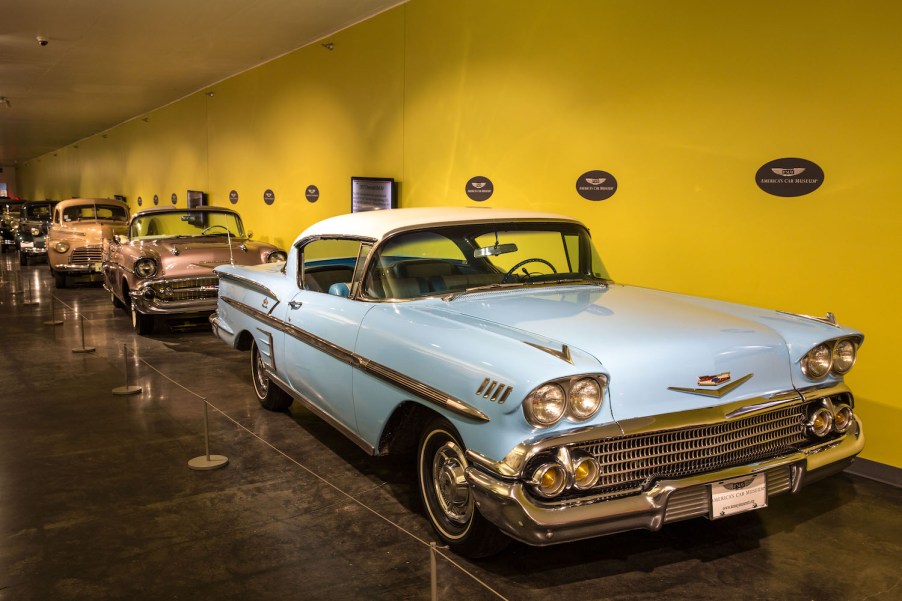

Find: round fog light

[807,407,834,438]
[572,455,600,490]
[833,405,854,433]
[532,462,567,498]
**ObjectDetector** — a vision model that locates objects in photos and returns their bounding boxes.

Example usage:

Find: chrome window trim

[221,296,490,423]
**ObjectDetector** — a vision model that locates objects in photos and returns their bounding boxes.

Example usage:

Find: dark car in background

[16,200,58,265]
[1,199,25,254]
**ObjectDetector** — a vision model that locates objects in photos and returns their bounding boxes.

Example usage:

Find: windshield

[129,211,245,240]
[364,222,609,299]
[62,203,128,223]
[23,203,54,221]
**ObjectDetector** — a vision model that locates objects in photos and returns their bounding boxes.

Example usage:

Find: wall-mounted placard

[465,176,493,201]
[306,185,320,203]
[576,170,617,201]
[263,189,275,205]
[153,194,159,205]
[171,193,178,205]
[187,190,207,208]
[229,190,239,205]
[137,196,143,207]
[756,158,824,197]
[351,177,397,212]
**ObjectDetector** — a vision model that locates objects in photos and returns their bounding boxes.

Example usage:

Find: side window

[298,238,363,296]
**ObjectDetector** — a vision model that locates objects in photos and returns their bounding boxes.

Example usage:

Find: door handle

[288,300,302,310]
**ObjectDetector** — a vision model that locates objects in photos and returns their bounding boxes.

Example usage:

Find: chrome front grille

[575,404,808,497]
[149,276,219,302]
[70,245,103,264]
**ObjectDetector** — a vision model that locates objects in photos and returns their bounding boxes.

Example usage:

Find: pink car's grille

[70,245,103,264]
[149,277,219,302]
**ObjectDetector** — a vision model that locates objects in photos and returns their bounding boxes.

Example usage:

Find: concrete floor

[1,254,900,601]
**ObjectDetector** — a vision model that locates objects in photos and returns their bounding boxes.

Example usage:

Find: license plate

[710,473,767,519]
[21,241,34,248]
[92,262,103,272]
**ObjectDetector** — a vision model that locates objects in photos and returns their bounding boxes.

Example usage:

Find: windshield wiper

[443,276,609,301]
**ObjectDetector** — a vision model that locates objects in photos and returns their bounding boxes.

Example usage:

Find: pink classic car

[104,206,286,334]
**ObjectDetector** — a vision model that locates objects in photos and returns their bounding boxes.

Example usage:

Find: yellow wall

[18,0,902,467]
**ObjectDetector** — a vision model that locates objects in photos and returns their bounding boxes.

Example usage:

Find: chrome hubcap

[431,441,472,525]
[254,350,269,395]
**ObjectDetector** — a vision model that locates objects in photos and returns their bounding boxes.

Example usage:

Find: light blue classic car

[211,207,864,557]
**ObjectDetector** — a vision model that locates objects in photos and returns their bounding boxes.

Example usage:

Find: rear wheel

[417,417,509,558]
[251,340,292,410]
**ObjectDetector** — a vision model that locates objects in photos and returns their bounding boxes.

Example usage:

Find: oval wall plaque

[465,176,494,201]
[263,189,275,205]
[229,190,239,205]
[576,170,618,201]
[153,194,159,205]
[305,185,320,203]
[756,158,824,197]
[171,193,178,205]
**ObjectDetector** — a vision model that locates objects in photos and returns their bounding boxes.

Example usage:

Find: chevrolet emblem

[699,372,731,386]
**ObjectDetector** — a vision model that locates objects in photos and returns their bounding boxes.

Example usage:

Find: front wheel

[131,304,154,335]
[417,417,509,558]
[251,340,292,411]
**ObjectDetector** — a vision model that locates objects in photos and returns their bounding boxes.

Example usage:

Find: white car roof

[296,206,582,244]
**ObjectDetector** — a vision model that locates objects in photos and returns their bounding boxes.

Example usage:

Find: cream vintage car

[47,198,130,288]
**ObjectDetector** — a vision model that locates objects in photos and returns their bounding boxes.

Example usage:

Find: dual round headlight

[53,241,70,253]
[801,338,859,380]
[134,257,158,278]
[522,376,606,428]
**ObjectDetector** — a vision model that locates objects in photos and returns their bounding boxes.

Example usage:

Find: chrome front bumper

[131,292,217,316]
[466,421,864,547]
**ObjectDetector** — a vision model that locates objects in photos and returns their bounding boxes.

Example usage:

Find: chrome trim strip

[222,296,490,423]
[217,271,280,306]
[523,341,573,364]
[667,373,754,398]
[778,310,840,327]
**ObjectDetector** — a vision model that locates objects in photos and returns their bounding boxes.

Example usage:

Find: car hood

[426,283,852,421]
[139,238,270,277]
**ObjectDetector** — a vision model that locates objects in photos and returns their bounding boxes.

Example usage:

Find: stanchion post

[22,272,39,306]
[188,398,229,471]
[430,543,438,601]
[44,294,63,326]
[72,313,96,353]
[112,344,143,395]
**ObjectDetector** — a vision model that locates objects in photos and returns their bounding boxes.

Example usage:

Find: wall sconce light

[322,42,334,51]
[206,91,214,97]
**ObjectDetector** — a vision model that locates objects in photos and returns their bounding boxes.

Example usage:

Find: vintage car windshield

[129,211,246,240]
[363,222,609,299]
[22,203,54,220]
[62,203,129,223]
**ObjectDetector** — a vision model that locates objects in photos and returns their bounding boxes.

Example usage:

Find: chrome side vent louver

[476,378,513,404]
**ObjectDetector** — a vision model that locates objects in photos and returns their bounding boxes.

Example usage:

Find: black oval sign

[465,176,494,201]
[263,189,275,205]
[756,158,824,197]
[171,193,178,205]
[305,185,320,203]
[137,196,143,207]
[153,194,159,205]
[229,190,239,205]
[576,170,618,201]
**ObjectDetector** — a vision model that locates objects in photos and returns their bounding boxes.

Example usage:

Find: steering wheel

[202,224,230,236]
[501,258,557,283]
